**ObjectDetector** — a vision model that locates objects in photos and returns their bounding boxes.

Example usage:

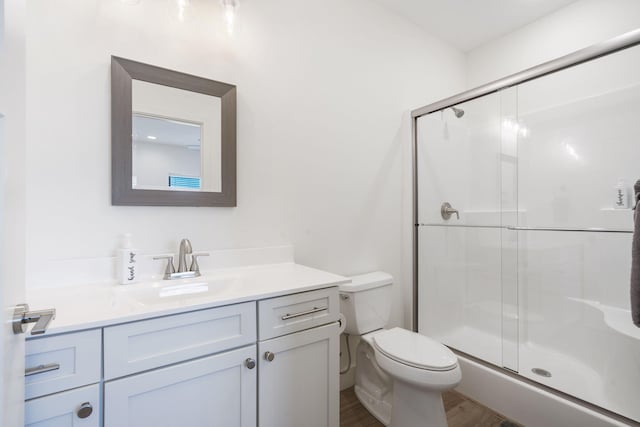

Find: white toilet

[339,272,461,427]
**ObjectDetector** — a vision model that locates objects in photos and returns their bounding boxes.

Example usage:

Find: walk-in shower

[412,29,640,425]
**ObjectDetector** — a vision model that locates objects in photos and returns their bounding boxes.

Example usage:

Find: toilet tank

[339,272,392,335]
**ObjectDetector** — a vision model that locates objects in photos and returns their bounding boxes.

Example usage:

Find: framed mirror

[111,56,236,206]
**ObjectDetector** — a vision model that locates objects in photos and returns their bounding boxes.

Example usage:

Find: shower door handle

[441,202,459,220]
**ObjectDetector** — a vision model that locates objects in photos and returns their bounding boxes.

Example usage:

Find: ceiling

[133,114,202,148]
[373,0,578,52]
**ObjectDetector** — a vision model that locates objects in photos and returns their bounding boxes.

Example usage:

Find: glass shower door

[417,34,640,424]
[416,89,518,369]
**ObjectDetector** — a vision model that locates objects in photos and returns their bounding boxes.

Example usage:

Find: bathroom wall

[466,0,640,88]
[23,0,466,328]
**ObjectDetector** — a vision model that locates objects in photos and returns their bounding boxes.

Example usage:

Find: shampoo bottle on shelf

[118,233,138,285]
[614,178,629,209]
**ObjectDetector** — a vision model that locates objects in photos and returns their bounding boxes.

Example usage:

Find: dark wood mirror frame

[111,56,236,206]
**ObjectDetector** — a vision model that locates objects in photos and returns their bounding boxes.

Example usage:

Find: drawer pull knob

[264,351,275,362]
[77,402,93,419]
[281,306,327,321]
[245,358,256,369]
[25,363,60,377]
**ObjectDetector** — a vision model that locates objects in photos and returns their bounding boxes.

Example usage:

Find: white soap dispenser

[118,233,138,285]
[615,178,629,209]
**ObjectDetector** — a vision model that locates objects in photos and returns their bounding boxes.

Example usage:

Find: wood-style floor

[340,387,524,427]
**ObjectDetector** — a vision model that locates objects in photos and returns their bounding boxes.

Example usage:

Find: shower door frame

[411,28,640,332]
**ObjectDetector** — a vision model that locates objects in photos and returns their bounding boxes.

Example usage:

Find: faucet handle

[153,255,176,279]
[440,202,460,220]
[190,253,209,276]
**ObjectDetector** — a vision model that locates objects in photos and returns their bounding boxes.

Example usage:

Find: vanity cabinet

[25,286,340,427]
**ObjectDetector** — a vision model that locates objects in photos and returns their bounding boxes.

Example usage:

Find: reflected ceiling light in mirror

[221,0,238,34]
[147,135,157,140]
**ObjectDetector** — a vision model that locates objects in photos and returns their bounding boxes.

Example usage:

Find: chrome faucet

[154,238,209,280]
[178,238,193,273]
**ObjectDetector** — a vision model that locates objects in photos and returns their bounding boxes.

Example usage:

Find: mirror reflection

[131,80,222,192]
[132,114,203,191]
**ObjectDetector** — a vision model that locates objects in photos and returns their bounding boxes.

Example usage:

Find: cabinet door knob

[77,402,93,419]
[264,351,275,362]
[245,358,256,369]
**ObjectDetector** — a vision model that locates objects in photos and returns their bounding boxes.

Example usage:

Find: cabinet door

[258,322,339,427]
[25,384,100,427]
[104,345,256,427]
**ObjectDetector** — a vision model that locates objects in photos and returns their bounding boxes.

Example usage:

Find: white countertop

[26,262,349,336]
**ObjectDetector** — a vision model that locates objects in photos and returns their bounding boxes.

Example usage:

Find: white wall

[24,0,466,328]
[467,0,640,88]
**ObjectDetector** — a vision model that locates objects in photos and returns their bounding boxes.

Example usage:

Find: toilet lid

[373,328,457,371]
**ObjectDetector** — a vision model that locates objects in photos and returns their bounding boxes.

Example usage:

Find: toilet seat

[372,327,457,371]
[371,328,462,393]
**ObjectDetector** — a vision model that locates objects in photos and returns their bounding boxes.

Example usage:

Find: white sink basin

[123,276,240,306]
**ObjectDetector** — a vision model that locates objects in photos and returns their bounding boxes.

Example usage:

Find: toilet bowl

[340,272,461,427]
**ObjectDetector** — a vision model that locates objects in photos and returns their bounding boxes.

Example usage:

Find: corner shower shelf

[569,298,640,340]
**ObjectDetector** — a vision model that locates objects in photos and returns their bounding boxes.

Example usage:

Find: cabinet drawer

[258,287,339,340]
[25,330,101,399]
[104,301,256,379]
[25,383,100,427]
